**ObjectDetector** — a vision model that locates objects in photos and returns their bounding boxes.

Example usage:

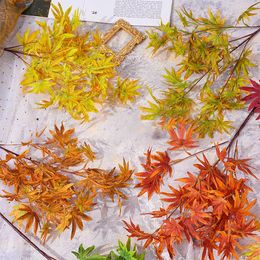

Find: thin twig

[170,140,229,165]
[184,27,260,95]
[0,213,56,260]
[4,48,41,58]
[226,108,256,153]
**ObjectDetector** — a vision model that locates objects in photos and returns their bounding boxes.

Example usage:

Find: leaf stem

[184,27,260,95]
[220,27,260,94]
[170,140,229,165]
[0,212,56,260]
[226,108,256,153]
[3,48,41,59]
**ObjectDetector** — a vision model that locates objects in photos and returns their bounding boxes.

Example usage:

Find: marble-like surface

[0,1,259,259]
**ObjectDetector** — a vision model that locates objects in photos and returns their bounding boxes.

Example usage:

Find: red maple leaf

[161,185,186,211]
[241,79,260,120]
[135,149,172,199]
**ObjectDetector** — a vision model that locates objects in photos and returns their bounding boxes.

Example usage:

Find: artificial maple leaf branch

[126,144,258,259]
[128,75,259,259]
[0,212,56,260]
[0,124,133,241]
[142,4,260,139]
[3,4,142,122]
[135,140,228,199]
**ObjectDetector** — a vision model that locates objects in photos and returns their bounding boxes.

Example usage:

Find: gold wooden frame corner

[101,19,146,64]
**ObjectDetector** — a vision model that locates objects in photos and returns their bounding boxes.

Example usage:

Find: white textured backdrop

[0,0,259,259]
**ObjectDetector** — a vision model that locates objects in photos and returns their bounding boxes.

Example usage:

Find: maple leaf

[168,121,198,150]
[237,2,260,26]
[131,143,258,260]
[40,223,52,243]
[161,185,185,211]
[189,202,211,226]
[154,219,184,258]
[215,144,227,162]
[10,204,40,234]
[211,196,231,217]
[225,157,257,178]
[143,208,168,218]
[160,218,184,244]
[241,79,260,120]
[114,77,141,104]
[180,217,201,241]
[231,191,256,221]
[201,239,216,260]
[216,231,241,260]
[15,4,142,123]
[123,220,154,248]
[135,149,172,199]
[0,124,132,241]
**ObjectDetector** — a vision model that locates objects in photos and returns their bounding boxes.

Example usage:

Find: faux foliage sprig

[126,144,258,260]
[3,4,141,122]
[142,3,260,139]
[125,79,260,259]
[0,124,133,241]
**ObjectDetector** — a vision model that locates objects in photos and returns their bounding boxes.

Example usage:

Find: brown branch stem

[0,212,56,260]
[170,140,229,165]
[226,108,256,152]
[184,27,260,95]
[4,48,41,58]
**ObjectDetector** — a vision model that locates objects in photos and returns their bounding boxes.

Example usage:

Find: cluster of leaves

[241,79,260,120]
[135,149,172,199]
[0,124,133,241]
[14,4,141,122]
[142,4,260,138]
[72,238,145,260]
[125,145,258,259]
[135,119,201,199]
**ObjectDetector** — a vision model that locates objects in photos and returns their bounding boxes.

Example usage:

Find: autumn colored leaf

[225,158,257,178]
[143,5,258,139]
[123,220,154,248]
[161,185,185,211]
[0,124,133,241]
[143,208,168,218]
[135,149,172,199]
[160,218,184,244]
[130,144,258,259]
[168,121,198,150]
[10,204,40,235]
[241,79,260,120]
[216,144,227,162]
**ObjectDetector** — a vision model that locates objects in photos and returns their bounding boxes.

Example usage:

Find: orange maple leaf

[123,220,154,248]
[225,158,257,178]
[168,121,197,150]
